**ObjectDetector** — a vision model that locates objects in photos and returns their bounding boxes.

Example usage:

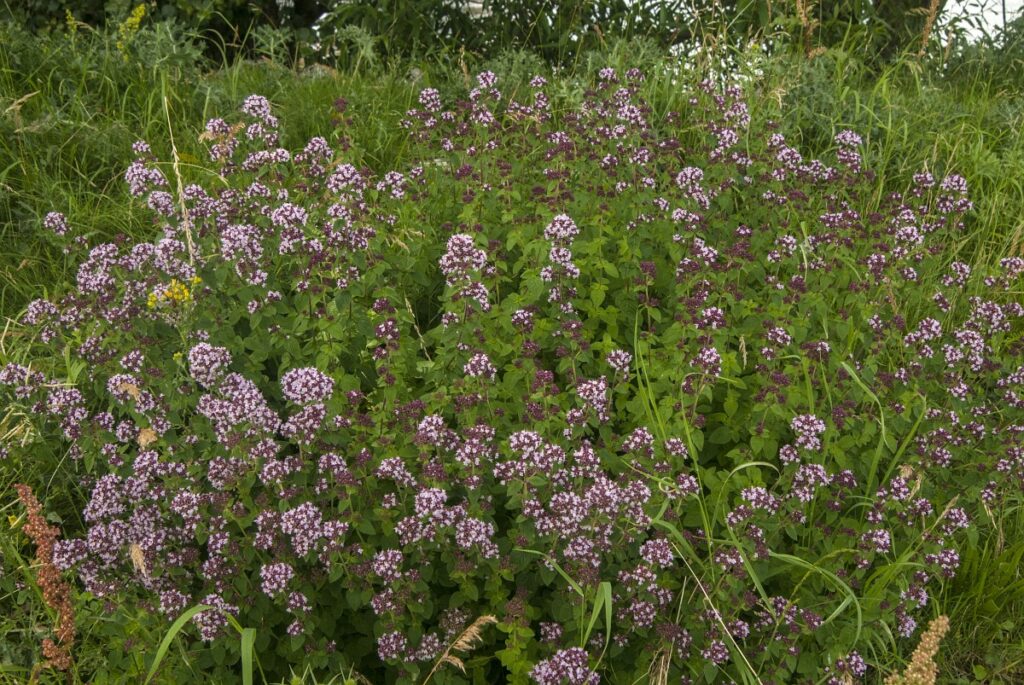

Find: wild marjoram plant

[2,68,1021,683]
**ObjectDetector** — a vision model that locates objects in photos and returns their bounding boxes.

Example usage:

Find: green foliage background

[3,0,1002,65]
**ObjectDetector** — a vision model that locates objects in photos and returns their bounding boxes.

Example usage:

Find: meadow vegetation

[2,5,1024,684]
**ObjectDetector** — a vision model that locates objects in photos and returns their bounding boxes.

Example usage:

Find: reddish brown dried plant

[15,483,75,671]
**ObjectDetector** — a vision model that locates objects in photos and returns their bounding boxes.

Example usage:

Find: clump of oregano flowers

[4,68,1020,683]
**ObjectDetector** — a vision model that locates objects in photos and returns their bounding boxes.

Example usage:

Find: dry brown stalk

[795,0,820,57]
[649,648,670,685]
[918,0,942,57]
[884,615,950,685]
[420,615,497,683]
[163,95,196,264]
[14,484,76,672]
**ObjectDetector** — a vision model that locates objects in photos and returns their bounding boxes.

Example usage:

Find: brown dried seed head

[441,655,465,673]
[137,427,157,448]
[883,615,950,685]
[14,484,75,671]
[422,615,498,684]
[129,543,149,579]
[451,615,498,653]
[115,382,141,400]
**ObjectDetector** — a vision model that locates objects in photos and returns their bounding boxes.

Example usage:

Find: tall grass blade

[144,604,214,685]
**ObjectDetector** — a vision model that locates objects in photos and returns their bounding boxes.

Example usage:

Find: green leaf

[583,581,613,669]
[768,551,862,647]
[514,548,583,597]
[840,361,889,497]
[144,604,213,684]
[724,391,739,418]
[708,425,734,444]
[240,627,255,685]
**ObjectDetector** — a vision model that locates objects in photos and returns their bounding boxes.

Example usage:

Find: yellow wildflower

[147,279,194,309]
[116,4,147,60]
[163,279,191,303]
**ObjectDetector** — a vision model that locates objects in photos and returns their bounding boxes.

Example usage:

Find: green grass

[762,51,1024,268]
[0,20,422,318]
[2,16,1024,684]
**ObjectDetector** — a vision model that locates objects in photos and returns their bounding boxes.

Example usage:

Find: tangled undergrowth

[3,67,1023,683]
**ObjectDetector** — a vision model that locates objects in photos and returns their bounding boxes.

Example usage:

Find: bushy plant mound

[5,69,1023,684]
